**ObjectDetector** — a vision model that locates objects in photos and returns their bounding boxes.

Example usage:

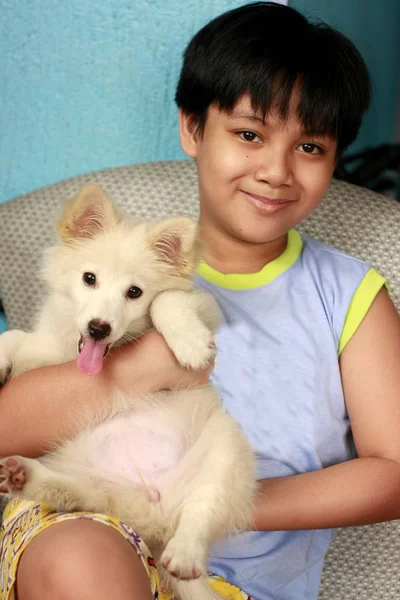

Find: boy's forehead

[218,97,299,132]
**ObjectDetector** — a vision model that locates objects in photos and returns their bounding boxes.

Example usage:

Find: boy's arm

[253,288,400,530]
[0,330,210,459]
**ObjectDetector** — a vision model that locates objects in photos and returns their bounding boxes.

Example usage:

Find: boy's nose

[255,151,293,188]
[88,319,112,340]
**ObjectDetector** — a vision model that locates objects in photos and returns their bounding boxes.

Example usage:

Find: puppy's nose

[88,319,112,341]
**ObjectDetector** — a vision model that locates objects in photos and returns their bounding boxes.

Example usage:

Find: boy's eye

[238,131,262,143]
[299,143,322,155]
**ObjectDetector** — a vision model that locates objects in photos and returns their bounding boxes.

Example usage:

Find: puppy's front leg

[150,290,220,370]
[0,330,27,384]
[0,330,68,383]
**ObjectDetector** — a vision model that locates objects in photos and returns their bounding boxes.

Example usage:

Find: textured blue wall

[0,0,250,204]
[0,0,399,206]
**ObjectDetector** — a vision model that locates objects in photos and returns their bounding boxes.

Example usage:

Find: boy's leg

[15,520,154,600]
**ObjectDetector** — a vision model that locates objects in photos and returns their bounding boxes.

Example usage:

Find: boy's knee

[17,520,145,599]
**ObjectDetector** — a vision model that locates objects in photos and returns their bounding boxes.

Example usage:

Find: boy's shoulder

[298,233,386,354]
[298,233,384,329]
[301,233,370,266]
[299,232,373,279]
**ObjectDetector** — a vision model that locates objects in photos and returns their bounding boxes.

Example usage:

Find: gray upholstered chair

[0,159,399,599]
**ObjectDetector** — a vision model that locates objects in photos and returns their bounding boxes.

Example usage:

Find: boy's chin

[229,223,290,246]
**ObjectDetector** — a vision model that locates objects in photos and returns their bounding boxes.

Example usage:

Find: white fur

[0,186,256,600]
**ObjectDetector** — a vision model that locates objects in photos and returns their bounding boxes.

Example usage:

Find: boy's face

[179,94,337,248]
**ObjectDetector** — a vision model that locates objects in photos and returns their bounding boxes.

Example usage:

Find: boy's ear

[179,110,200,158]
[148,217,200,276]
[58,185,120,241]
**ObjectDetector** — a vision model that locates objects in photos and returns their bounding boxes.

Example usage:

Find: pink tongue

[77,339,108,375]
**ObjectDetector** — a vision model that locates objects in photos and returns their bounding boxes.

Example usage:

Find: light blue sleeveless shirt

[195,230,386,600]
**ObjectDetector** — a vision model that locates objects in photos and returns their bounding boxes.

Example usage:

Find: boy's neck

[199,226,288,275]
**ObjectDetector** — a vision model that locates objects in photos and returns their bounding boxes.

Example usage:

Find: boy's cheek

[298,165,334,195]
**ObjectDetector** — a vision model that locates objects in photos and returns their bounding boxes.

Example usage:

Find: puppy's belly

[87,410,187,486]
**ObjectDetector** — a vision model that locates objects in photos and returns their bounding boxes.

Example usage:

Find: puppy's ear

[58,185,120,241]
[148,217,200,276]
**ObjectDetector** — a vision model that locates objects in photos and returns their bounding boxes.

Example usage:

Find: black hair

[175,2,371,153]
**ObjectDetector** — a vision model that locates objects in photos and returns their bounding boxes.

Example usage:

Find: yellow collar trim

[196,229,303,290]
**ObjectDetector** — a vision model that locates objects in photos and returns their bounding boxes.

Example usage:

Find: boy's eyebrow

[229,111,266,125]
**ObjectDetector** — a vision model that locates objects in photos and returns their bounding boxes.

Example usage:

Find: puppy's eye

[126,286,143,299]
[83,272,96,286]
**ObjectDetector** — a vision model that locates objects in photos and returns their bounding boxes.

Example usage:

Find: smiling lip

[241,191,294,214]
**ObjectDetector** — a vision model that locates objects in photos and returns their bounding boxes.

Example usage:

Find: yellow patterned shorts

[0,499,252,600]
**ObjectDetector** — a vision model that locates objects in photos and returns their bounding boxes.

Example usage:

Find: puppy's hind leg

[0,456,109,513]
[160,411,255,582]
[160,481,225,580]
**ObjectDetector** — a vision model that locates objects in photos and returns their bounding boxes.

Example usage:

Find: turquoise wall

[0,0,245,204]
[0,0,399,206]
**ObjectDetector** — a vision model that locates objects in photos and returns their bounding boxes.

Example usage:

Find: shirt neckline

[196,229,303,290]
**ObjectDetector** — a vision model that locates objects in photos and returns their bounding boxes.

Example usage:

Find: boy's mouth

[241,191,294,214]
[77,336,110,376]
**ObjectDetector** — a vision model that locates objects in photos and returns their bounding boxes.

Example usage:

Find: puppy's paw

[0,457,28,495]
[160,536,206,580]
[165,324,216,370]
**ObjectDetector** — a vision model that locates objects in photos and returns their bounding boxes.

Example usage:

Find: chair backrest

[0,159,399,599]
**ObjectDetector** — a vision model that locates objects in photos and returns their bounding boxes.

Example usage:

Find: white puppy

[0,186,256,600]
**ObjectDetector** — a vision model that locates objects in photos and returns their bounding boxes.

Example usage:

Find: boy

[1,3,400,600]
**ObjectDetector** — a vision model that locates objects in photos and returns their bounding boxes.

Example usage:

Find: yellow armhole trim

[338,269,388,355]
[196,229,303,290]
